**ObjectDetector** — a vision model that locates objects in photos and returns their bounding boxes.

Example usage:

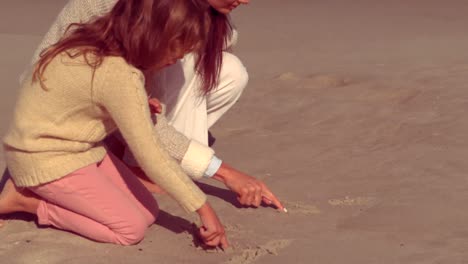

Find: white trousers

[152,52,249,145]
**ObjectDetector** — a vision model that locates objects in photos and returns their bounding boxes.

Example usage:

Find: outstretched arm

[146,97,285,211]
[95,57,228,248]
[94,58,206,212]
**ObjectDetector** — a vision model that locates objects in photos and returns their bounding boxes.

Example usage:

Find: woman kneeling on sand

[0,0,281,248]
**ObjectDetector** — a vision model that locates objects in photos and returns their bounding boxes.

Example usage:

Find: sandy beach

[2,1,468,263]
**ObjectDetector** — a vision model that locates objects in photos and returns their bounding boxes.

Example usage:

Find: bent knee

[221,52,249,93]
[114,217,149,246]
[118,201,160,245]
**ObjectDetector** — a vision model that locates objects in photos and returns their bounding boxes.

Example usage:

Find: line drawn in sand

[190,223,247,251]
[237,200,321,215]
[328,196,377,206]
[223,239,293,264]
[281,201,321,215]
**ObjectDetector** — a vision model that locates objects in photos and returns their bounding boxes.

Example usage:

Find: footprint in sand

[223,239,293,264]
[328,196,377,206]
[276,72,300,81]
[303,73,352,88]
[356,86,422,105]
[276,72,353,89]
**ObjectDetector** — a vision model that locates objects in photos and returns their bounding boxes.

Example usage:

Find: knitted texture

[4,54,206,212]
[29,0,117,70]
[22,0,215,178]
[123,113,214,179]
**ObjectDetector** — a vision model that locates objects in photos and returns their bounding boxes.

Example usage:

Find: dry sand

[2,0,468,263]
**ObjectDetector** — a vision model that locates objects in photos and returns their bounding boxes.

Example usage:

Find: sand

[2,0,468,263]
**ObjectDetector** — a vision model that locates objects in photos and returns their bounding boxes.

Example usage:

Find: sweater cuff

[180,140,215,180]
[179,186,207,212]
[122,139,215,180]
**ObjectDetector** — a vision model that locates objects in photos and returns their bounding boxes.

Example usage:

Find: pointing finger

[261,187,285,211]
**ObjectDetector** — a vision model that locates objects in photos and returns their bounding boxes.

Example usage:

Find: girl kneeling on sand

[20,0,284,214]
[1,0,234,248]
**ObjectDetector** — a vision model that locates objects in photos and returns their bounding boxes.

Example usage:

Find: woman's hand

[148,97,162,114]
[213,163,285,210]
[196,202,229,249]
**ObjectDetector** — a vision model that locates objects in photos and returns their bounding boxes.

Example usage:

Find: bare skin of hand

[147,97,284,212]
[196,202,229,249]
[148,97,162,114]
[213,163,285,211]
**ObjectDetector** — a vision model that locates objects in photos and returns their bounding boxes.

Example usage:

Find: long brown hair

[33,0,232,94]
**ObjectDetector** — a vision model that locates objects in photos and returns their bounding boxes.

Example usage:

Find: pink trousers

[29,153,159,245]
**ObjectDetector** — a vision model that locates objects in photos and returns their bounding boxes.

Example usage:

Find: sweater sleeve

[94,59,206,212]
[122,112,215,179]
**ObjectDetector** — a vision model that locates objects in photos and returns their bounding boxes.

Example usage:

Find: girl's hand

[196,202,229,249]
[148,97,162,114]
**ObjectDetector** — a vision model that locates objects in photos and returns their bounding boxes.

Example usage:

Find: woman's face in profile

[207,0,250,14]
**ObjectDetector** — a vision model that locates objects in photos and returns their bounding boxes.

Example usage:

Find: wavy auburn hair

[33,0,232,94]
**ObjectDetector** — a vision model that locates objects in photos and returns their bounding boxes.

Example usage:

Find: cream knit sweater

[22,0,218,180]
[5,53,206,212]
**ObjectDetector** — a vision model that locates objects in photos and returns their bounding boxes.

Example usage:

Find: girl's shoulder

[99,56,144,82]
[92,56,145,89]
[51,50,139,75]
